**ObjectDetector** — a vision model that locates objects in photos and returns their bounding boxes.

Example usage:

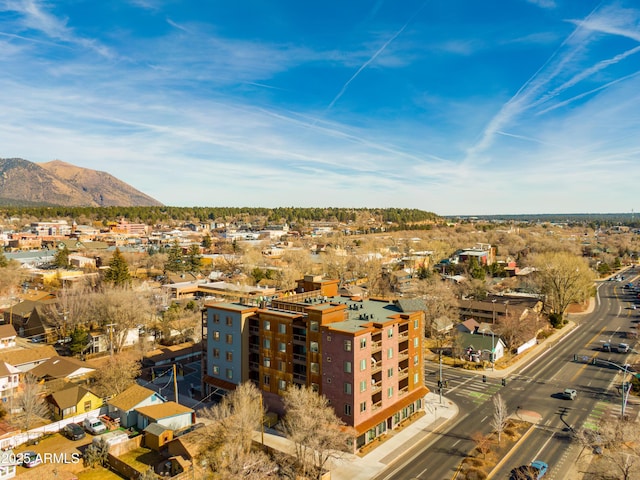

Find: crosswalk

[582,400,638,430]
[424,373,503,405]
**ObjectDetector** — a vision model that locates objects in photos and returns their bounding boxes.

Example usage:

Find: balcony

[371,361,382,373]
[370,340,382,352]
[398,351,409,361]
[398,367,409,379]
[249,325,259,334]
[371,401,383,411]
[371,381,382,393]
[398,330,409,340]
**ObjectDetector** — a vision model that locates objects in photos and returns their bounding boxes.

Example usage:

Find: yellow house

[45,385,103,420]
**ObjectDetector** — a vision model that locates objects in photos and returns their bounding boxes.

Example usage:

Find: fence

[0,406,109,449]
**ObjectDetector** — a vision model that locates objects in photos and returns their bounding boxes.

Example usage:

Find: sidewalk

[253,392,458,480]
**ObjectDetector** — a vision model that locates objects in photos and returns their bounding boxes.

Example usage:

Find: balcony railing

[370,340,382,352]
[371,361,382,373]
[398,331,409,340]
[372,401,383,411]
[398,367,409,379]
[371,382,382,393]
[398,351,409,361]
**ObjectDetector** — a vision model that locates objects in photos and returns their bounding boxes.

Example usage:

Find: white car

[83,417,107,435]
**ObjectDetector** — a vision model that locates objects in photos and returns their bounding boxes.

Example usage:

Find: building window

[387,367,394,378]
[360,337,367,349]
[226,369,233,380]
[264,320,271,331]
[226,316,233,326]
[213,314,220,324]
[310,341,319,353]
[278,342,286,352]
[278,360,285,371]
[310,321,319,332]
[84,400,91,411]
[387,328,393,338]
[212,365,220,375]
[226,334,233,344]
[344,361,352,373]
[360,401,367,413]
[414,318,419,329]
[310,362,319,374]
[344,383,352,394]
[278,323,286,334]
[360,380,367,392]
[226,351,233,362]
[387,348,393,359]
[264,375,270,386]
[414,373,419,384]
[278,380,286,390]
[263,338,271,349]
[264,357,271,368]
[360,359,367,371]
[414,337,419,348]
[388,387,393,398]
[414,354,419,365]
[212,331,220,341]
[213,348,220,359]
[344,404,352,416]
[344,340,352,351]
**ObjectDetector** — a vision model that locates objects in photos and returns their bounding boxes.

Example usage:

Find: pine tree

[187,244,202,273]
[165,240,184,273]
[103,248,131,286]
[53,246,70,268]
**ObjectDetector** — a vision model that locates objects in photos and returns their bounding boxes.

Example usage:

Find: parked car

[617,343,630,353]
[509,460,548,479]
[62,423,86,441]
[83,417,107,435]
[22,450,42,468]
[562,388,577,400]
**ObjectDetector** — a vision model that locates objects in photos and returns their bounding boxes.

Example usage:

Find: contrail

[326,1,427,112]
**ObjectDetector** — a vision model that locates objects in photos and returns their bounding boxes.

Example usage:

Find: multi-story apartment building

[202,275,428,450]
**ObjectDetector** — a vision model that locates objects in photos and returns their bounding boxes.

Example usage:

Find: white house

[0,362,20,403]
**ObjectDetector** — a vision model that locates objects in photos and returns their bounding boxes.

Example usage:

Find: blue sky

[1,0,639,215]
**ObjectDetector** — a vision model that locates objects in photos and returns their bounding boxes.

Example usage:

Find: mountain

[0,158,163,207]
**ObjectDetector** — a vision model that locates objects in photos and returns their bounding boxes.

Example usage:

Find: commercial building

[202,275,428,450]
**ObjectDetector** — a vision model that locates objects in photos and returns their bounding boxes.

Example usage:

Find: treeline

[0,206,440,226]
[451,213,640,228]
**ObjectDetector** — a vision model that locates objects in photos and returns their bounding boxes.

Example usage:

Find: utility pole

[439,351,443,405]
[173,363,179,405]
[105,323,116,356]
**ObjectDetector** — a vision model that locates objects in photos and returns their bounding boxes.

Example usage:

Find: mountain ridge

[0,158,163,207]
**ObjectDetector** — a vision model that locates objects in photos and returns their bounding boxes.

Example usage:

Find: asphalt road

[374,269,639,480]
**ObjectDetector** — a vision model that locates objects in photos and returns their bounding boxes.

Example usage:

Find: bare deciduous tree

[491,394,509,445]
[281,385,355,479]
[93,353,142,397]
[13,373,49,430]
[530,251,595,320]
[199,382,278,479]
[471,431,492,459]
[90,286,153,352]
[575,418,640,480]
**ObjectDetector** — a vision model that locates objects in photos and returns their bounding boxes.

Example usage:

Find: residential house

[457,331,506,363]
[458,294,543,324]
[135,401,194,431]
[29,356,95,383]
[3,298,57,342]
[0,325,17,349]
[203,274,428,452]
[0,345,57,372]
[457,318,481,334]
[107,384,166,428]
[0,362,20,403]
[45,384,103,420]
